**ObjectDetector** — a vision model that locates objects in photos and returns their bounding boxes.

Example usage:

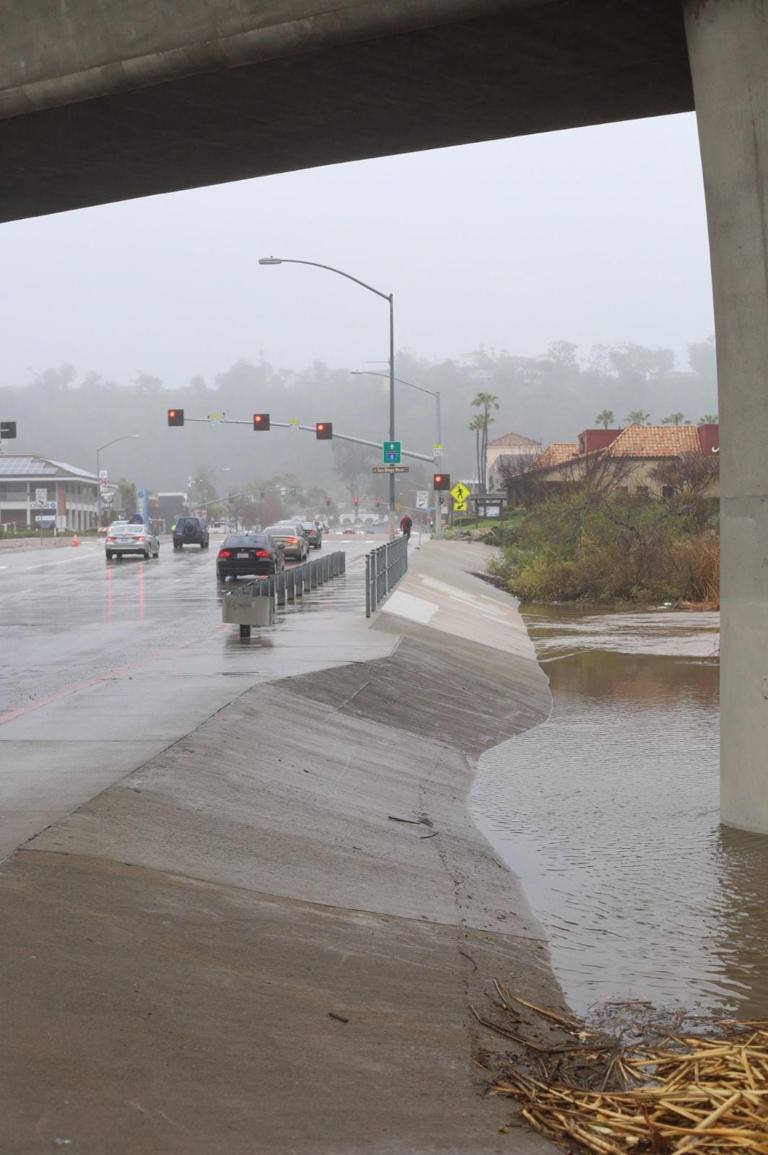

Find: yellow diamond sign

[453,500,467,512]
[451,482,470,503]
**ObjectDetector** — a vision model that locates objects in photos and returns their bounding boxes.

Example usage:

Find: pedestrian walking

[399,513,412,541]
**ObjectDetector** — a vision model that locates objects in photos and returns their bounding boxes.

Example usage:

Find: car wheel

[217,570,228,582]
[153,549,159,558]
[174,542,181,550]
[106,551,113,560]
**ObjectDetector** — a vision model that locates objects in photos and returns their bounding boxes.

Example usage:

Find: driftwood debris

[485,986,767,1153]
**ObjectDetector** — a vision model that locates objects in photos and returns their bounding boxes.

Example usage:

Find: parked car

[263,523,309,561]
[105,523,160,560]
[216,533,286,582]
[300,520,322,549]
[173,515,209,550]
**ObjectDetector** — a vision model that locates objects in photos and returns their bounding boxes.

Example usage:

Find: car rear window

[223,535,270,548]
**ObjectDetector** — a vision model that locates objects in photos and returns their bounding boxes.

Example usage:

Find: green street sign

[383,441,401,464]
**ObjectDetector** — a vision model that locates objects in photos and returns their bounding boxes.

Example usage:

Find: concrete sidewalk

[0,541,561,1154]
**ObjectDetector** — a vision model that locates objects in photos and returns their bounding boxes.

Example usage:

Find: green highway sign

[383,441,401,464]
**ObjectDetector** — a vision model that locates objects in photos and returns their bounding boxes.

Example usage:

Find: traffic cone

[72,533,79,547]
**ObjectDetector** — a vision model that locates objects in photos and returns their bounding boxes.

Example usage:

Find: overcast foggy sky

[1,111,713,389]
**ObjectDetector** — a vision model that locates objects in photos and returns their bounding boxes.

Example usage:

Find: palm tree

[699,414,719,424]
[470,391,499,492]
[661,412,687,425]
[594,409,615,429]
[625,409,651,425]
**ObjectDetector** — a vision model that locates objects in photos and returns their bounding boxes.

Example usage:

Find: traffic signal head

[253,413,270,431]
[315,422,333,440]
[353,497,359,506]
[375,497,381,507]
[167,408,184,427]
[325,497,332,506]
[433,473,451,490]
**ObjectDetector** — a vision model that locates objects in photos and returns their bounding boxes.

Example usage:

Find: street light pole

[350,370,443,538]
[259,256,397,538]
[96,434,140,529]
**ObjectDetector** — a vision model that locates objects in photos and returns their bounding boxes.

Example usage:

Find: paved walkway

[0,540,561,1154]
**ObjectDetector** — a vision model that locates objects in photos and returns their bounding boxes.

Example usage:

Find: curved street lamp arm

[97,433,140,454]
[258,257,391,303]
[351,369,437,398]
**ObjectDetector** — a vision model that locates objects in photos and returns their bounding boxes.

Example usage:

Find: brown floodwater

[472,606,768,1020]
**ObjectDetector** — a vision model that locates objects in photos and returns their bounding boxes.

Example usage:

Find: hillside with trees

[1,337,717,507]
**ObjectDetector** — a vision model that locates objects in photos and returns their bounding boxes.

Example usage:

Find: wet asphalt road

[0,531,396,860]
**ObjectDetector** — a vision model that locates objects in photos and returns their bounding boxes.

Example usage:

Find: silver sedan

[105,523,160,560]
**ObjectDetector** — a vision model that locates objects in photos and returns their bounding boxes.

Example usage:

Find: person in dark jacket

[399,513,412,540]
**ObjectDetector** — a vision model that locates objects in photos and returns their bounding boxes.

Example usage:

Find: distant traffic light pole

[259,257,397,538]
[350,370,443,538]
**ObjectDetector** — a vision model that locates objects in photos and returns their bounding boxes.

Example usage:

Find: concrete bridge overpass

[2,0,767,833]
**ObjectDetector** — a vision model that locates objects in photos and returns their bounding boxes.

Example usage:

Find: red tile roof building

[504,424,719,502]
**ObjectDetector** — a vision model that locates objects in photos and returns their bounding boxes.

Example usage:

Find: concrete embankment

[0,541,561,1154]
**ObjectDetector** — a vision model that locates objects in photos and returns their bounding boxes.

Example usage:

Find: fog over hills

[1,338,716,502]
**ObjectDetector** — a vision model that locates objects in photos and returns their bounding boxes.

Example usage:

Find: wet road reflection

[472,606,768,1020]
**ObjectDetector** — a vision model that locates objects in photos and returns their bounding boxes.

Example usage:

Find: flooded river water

[471,606,768,1021]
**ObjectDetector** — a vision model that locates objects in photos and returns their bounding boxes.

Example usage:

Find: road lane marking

[0,622,228,726]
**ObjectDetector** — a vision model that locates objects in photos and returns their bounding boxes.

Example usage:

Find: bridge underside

[0,0,691,223]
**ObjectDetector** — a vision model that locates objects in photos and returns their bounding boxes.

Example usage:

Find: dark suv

[173,515,209,550]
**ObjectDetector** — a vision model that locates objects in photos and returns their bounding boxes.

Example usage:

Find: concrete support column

[684,0,768,832]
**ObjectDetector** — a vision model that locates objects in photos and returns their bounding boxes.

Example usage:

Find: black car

[301,521,323,549]
[173,515,209,550]
[216,533,286,581]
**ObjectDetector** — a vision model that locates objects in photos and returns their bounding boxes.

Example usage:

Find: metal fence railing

[365,535,409,618]
[235,549,346,605]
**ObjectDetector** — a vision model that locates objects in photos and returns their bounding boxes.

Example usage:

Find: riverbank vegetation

[487,457,719,606]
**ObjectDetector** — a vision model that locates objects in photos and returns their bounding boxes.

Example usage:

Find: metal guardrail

[235,549,346,605]
[365,535,409,618]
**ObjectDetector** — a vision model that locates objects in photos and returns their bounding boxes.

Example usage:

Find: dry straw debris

[484,985,767,1153]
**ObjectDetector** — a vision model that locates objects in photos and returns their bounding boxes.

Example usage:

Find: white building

[0,455,99,532]
[485,431,542,491]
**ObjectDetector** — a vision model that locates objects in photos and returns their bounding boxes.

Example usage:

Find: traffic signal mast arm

[169,413,434,462]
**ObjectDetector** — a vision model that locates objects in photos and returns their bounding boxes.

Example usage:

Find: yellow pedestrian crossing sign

[451,482,470,503]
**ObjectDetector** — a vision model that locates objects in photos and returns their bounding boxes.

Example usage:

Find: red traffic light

[353,497,359,505]
[325,497,332,506]
[375,497,381,506]
[315,422,333,440]
[433,473,451,491]
[167,408,184,427]
[253,413,270,431]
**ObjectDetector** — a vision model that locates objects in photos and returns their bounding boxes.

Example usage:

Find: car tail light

[286,537,298,544]
[106,536,115,542]
[254,549,270,558]
[136,536,145,541]
[218,550,231,559]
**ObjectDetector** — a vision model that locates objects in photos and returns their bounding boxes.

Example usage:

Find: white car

[105,523,160,560]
